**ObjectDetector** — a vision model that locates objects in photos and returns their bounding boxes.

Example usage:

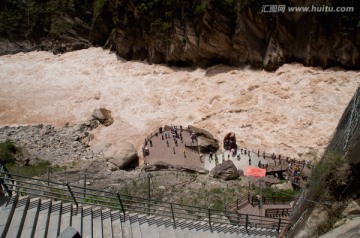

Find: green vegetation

[259,187,298,198]
[0,140,18,164]
[93,0,107,19]
[194,3,206,15]
[309,152,344,184]
[7,160,52,177]
[85,195,117,207]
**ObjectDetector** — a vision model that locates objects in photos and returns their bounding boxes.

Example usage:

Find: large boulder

[92,108,114,126]
[210,160,239,180]
[92,142,138,170]
[271,181,293,191]
[188,125,219,153]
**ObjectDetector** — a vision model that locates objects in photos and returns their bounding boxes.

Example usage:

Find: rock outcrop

[188,125,219,153]
[210,160,239,180]
[143,161,209,174]
[0,122,97,165]
[101,142,138,170]
[92,108,114,127]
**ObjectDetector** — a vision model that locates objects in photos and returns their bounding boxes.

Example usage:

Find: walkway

[143,126,307,188]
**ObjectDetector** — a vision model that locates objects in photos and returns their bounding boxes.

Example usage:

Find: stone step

[129,215,142,238]
[157,222,176,238]
[59,202,72,234]
[0,196,18,237]
[82,206,93,238]
[120,215,133,238]
[20,197,40,238]
[110,211,123,238]
[139,218,160,238]
[6,196,29,238]
[71,205,83,236]
[47,200,62,238]
[92,207,103,238]
[102,208,113,238]
[173,226,185,238]
[33,199,51,238]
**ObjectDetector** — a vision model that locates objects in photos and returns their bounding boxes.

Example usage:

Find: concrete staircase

[0,195,280,238]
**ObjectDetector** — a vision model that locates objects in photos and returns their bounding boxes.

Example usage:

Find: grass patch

[84,195,117,208]
[7,159,66,178]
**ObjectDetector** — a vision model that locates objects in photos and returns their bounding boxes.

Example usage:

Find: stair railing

[0,170,291,235]
[66,183,78,207]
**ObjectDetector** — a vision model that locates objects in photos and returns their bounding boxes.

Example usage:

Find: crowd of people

[143,126,308,188]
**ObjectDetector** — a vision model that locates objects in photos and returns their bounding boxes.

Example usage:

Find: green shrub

[0,140,18,164]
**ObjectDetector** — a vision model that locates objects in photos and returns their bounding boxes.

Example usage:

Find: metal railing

[0,170,290,234]
[265,208,292,218]
[249,194,293,206]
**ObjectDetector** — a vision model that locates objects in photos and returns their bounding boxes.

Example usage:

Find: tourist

[249,157,251,165]
[144,146,149,156]
[149,139,153,147]
[241,149,243,154]
[237,154,241,161]
[256,195,261,209]
[209,152,213,162]
[175,140,178,147]
[258,161,261,167]
[263,151,265,159]
[227,154,230,160]
[173,146,176,154]
[184,150,186,158]
[180,125,183,132]
[145,138,148,146]
[257,150,260,157]
[166,140,169,147]
[161,134,164,140]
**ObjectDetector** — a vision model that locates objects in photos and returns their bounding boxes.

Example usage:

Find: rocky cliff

[0,0,359,70]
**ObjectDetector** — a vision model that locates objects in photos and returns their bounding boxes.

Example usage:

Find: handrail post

[245,214,249,234]
[147,174,151,215]
[170,203,176,229]
[66,183,78,207]
[47,166,50,186]
[208,208,213,232]
[83,169,87,198]
[116,193,126,222]
[277,218,282,233]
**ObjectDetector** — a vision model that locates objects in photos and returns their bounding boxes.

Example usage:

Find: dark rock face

[210,160,240,180]
[0,0,359,70]
[101,0,359,70]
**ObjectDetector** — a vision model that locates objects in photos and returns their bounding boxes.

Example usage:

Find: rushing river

[0,47,359,160]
